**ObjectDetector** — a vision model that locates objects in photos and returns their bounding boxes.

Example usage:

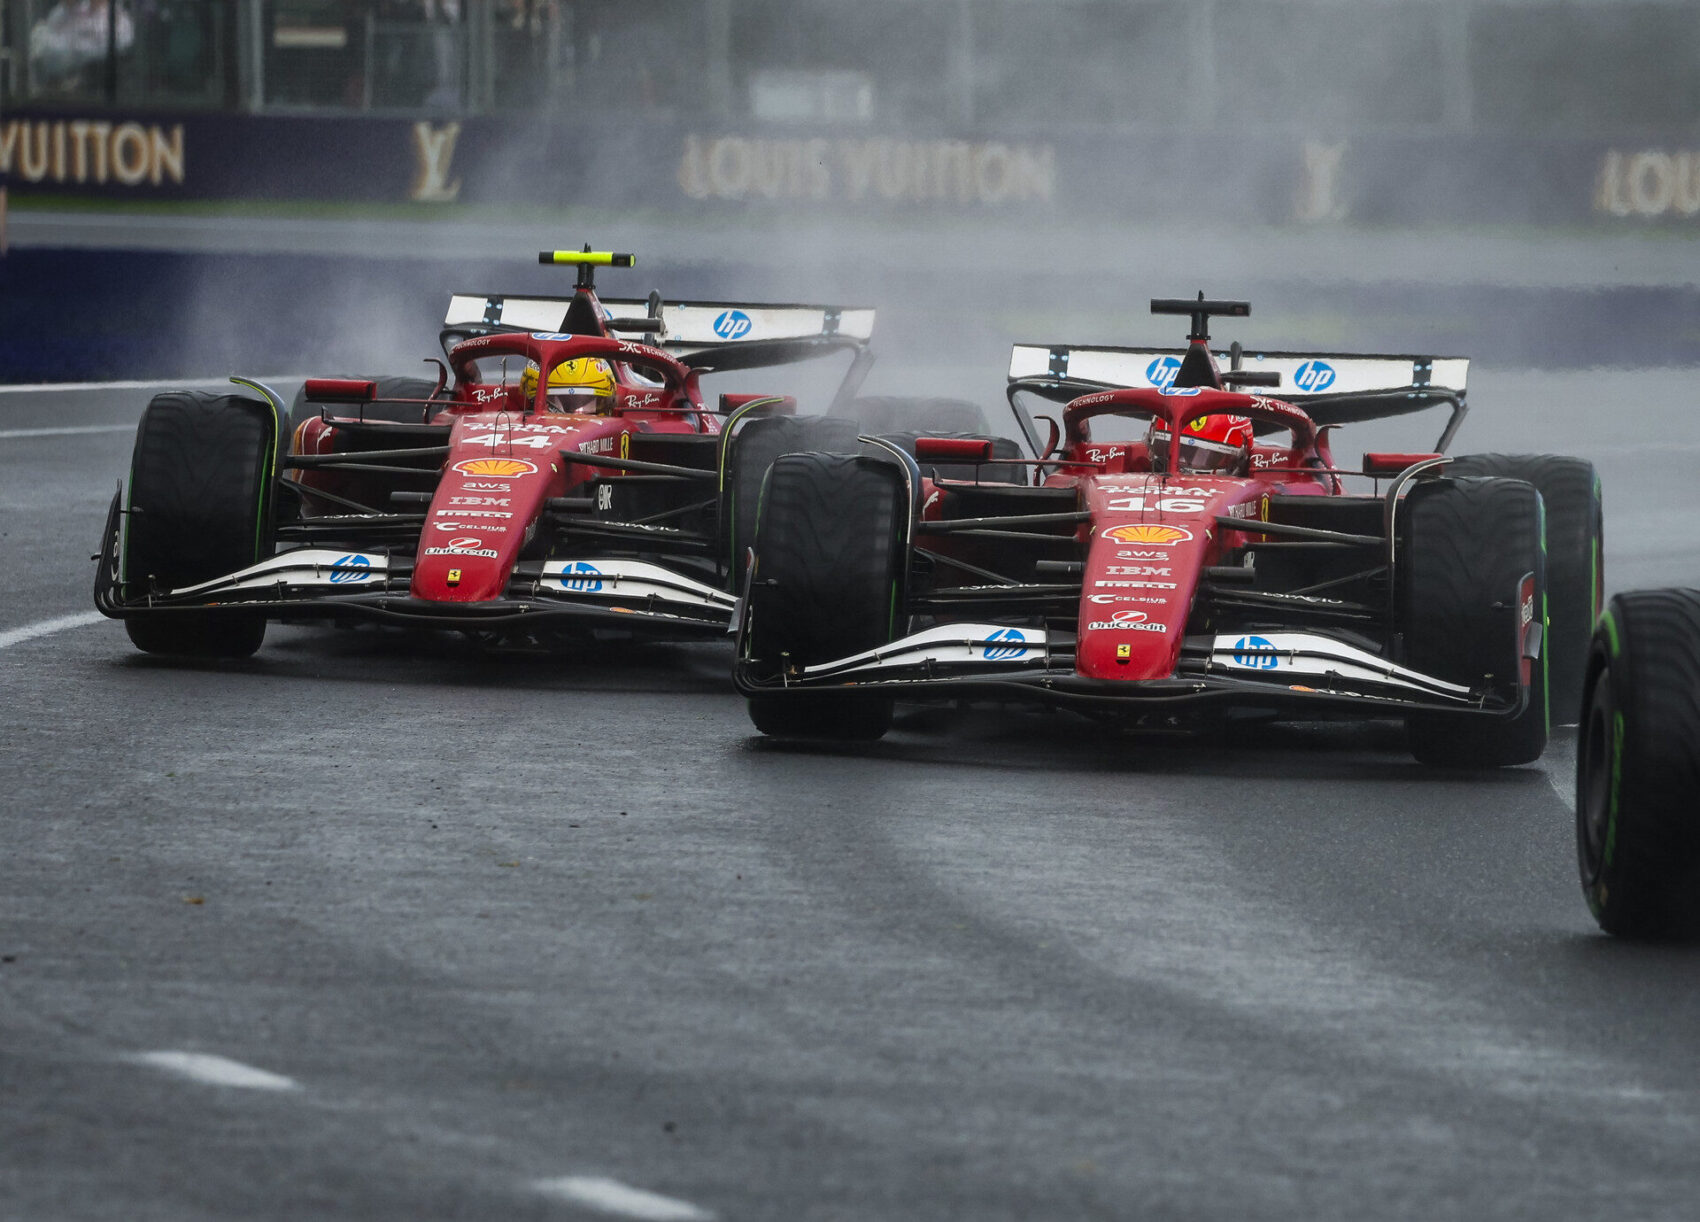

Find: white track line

[0,424,132,438]
[0,612,106,651]
[532,1177,715,1221]
[130,1051,300,1092]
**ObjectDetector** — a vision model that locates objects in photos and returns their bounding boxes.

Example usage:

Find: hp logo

[1146,355,1183,389]
[983,627,1028,661]
[1231,635,1279,669]
[712,310,753,340]
[562,561,604,592]
[1293,360,1337,392]
[328,554,370,584]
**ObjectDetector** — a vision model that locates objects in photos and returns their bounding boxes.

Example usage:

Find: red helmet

[1149,413,1254,474]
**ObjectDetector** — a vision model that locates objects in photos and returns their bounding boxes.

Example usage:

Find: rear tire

[1401,476,1548,766]
[1576,589,1700,937]
[745,452,907,741]
[123,392,278,658]
[724,415,863,584]
[1449,453,1602,717]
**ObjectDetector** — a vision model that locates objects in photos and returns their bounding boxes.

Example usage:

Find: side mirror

[302,378,377,403]
[1363,452,1445,477]
[914,436,994,463]
[718,393,797,417]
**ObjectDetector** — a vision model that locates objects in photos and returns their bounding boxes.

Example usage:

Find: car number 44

[462,433,556,450]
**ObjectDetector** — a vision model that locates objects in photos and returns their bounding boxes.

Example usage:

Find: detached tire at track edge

[1576,589,1700,937]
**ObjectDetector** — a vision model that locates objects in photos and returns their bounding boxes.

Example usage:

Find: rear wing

[1007,344,1472,452]
[444,294,872,355]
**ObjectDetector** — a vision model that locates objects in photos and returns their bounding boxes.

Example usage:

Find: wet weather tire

[745,451,907,741]
[1401,476,1548,766]
[1450,454,1602,717]
[1576,589,1700,938]
[122,392,278,658]
[724,414,863,583]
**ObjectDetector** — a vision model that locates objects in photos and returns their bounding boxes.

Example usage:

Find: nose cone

[1074,476,1261,680]
[412,453,550,602]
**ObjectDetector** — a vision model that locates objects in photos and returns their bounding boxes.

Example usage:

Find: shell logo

[1103,524,1194,545]
[453,457,538,477]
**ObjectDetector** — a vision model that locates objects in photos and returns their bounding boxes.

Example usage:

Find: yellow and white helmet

[520,357,616,414]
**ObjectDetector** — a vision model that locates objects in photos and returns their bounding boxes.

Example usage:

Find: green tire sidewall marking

[1605,707,1625,868]
[254,398,279,563]
[1599,608,1621,658]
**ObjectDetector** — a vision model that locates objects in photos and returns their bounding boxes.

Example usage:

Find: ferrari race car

[1576,588,1700,936]
[734,296,1604,766]
[94,249,880,656]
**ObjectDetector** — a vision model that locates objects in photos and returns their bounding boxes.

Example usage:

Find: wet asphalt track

[4,370,1700,1221]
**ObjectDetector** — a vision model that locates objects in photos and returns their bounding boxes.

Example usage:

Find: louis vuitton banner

[3,108,1695,227]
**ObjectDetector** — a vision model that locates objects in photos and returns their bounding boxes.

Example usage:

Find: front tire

[745,451,907,741]
[723,415,863,585]
[1401,475,1548,766]
[1576,589,1700,937]
[1449,453,1602,716]
[122,391,279,658]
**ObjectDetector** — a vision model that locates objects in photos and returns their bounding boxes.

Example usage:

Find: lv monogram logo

[410,122,462,202]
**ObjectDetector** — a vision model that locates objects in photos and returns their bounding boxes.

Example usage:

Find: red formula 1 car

[94,250,876,656]
[734,296,1603,766]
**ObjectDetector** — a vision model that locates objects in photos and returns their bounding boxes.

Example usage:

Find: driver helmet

[521,357,616,414]
[1148,413,1254,475]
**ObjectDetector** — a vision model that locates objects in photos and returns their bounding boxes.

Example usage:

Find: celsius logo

[1293,360,1337,392]
[982,627,1028,661]
[561,561,604,592]
[1232,635,1279,669]
[327,554,369,584]
[713,309,753,340]
[1145,355,1182,389]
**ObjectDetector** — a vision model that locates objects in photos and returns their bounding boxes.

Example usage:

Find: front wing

[96,533,736,637]
[733,622,1531,719]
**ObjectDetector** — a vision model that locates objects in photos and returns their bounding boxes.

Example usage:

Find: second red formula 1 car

[734,296,1603,765]
[94,250,875,657]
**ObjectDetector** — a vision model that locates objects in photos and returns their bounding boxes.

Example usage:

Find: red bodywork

[912,382,1336,686]
[291,331,717,610]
